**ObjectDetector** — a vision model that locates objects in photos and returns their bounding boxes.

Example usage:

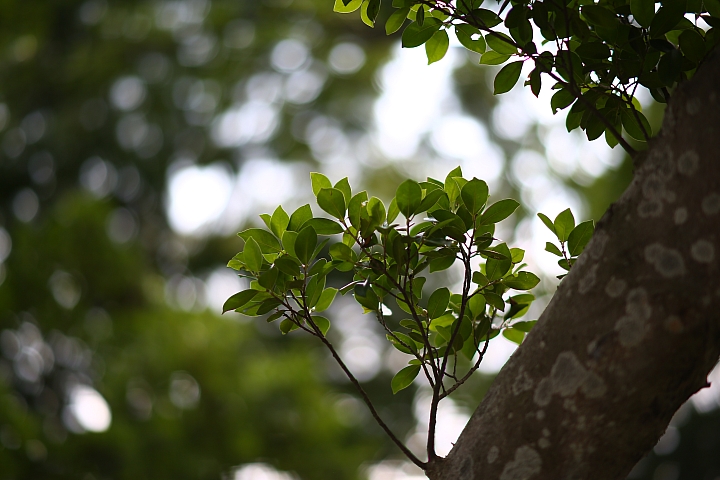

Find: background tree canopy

[0,0,717,479]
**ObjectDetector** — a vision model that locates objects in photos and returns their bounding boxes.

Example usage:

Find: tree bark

[429,47,720,480]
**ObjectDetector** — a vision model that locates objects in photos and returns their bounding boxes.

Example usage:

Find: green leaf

[480,51,511,65]
[329,242,356,263]
[707,0,720,17]
[567,220,595,256]
[486,243,512,281]
[512,320,537,333]
[472,271,489,286]
[455,24,486,53]
[288,204,313,231]
[396,179,423,217]
[502,328,525,345]
[537,213,556,234]
[401,17,442,48]
[387,197,400,223]
[334,177,353,205]
[317,188,347,219]
[582,5,619,28]
[270,205,290,239]
[274,254,302,277]
[545,242,563,257]
[259,213,272,230]
[281,230,298,258]
[468,294,486,319]
[303,218,344,235]
[348,191,368,228]
[486,32,517,54]
[471,8,502,27]
[362,0,381,27]
[620,108,652,141]
[295,225,318,265]
[630,0,655,27]
[650,3,685,37]
[315,288,338,312]
[238,228,282,253]
[222,290,259,313]
[367,196,386,225]
[479,199,520,225]
[460,178,489,214]
[417,188,446,213]
[386,7,411,34]
[311,172,333,196]
[334,0,363,13]
[279,318,298,334]
[554,208,575,242]
[494,61,523,95]
[388,332,417,354]
[427,287,450,319]
[426,29,450,64]
[429,252,456,272]
[551,89,575,114]
[503,271,541,290]
[391,365,421,393]
[679,29,706,63]
[311,316,331,336]
[244,237,263,273]
[484,291,505,310]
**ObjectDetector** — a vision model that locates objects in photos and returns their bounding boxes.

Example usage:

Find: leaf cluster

[336,0,720,152]
[538,208,595,278]
[223,168,541,460]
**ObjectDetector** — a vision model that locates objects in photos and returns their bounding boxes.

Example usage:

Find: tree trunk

[428,47,720,480]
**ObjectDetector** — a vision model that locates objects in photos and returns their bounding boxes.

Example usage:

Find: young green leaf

[396,179,423,217]
[333,0,363,13]
[310,172,332,195]
[486,32,518,54]
[222,289,259,314]
[503,271,541,290]
[511,320,537,332]
[386,7,411,35]
[274,254,302,277]
[427,287,451,319]
[317,187,347,219]
[545,242,563,257]
[455,24,486,53]
[537,213,556,234]
[288,204,313,232]
[553,208,575,242]
[502,328,525,345]
[401,17,442,48]
[468,294,486,319]
[391,365,421,393]
[480,51,511,65]
[334,177,352,204]
[295,225,318,265]
[348,191,368,228]
[362,0,381,27]
[303,218,343,235]
[387,197,400,223]
[238,228,282,253]
[460,178,489,214]
[426,29,450,64]
[315,288,338,312]
[270,205,290,238]
[567,220,595,256]
[367,196,386,225]
[311,316,331,336]
[494,61,523,94]
[486,243,512,280]
[243,237,263,273]
[479,199,520,225]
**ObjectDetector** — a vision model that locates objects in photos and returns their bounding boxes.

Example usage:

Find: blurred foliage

[0,0,415,478]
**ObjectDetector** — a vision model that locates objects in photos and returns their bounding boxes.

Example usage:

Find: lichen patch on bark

[499,446,541,480]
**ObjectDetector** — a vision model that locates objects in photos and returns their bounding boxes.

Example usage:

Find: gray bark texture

[428,47,720,480]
